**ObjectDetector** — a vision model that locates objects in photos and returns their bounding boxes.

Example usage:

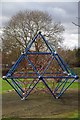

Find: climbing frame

[3,32,79,100]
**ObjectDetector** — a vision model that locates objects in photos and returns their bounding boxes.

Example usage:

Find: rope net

[4,32,78,99]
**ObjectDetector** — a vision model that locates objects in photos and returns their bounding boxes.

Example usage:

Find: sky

[0,1,79,50]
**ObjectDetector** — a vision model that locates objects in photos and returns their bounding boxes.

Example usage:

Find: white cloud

[63,22,78,34]
[62,33,78,49]
[78,34,80,48]
[53,7,66,16]
[52,7,68,22]
[1,0,79,2]
[0,2,79,49]
[0,16,10,27]
[0,28,3,34]
[0,16,10,21]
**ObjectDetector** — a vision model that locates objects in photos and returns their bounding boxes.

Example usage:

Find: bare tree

[2,10,64,53]
[72,17,80,27]
[72,22,80,27]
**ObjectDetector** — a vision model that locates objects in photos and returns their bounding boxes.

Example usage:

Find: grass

[2,111,79,119]
[1,68,80,119]
[0,67,80,93]
[2,79,13,92]
[0,78,79,93]
[73,67,80,77]
[2,90,79,119]
[46,110,79,118]
[1,117,80,120]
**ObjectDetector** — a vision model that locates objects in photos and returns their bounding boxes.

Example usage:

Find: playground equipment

[3,32,79,100]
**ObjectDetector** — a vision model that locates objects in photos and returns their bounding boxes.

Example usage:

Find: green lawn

[1,112,80,120]
[2,79,13,92]
[47,110,79,118]
[1,67,80,93]
[0,78,79,93]
[73,67,80,77]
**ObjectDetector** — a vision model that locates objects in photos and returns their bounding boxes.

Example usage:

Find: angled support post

[11,78,24,93]
[56,78,77,99]
[41,77,56,98]
[23,79,40,100]
[6,54,25,77]
[58,78,68,96]
[53,79,65,93]
[3,78,23,98]
[3,31,79,100]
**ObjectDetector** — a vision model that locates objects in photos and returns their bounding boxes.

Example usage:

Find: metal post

[24,79,40,99]
[39,32,53,52]
[6,54,25,77]
[11,78,24,93]
[4,78,23,98]
[57,78,76,98]
[25,55,40,77]
[4,31,78,100]
[58,78,68,96]
[12,80,22,96]
[57,54,70,73]
[41,78,56,98]
[26,79,36,92]
[25,32,40,53]
[53,79,65,93]
[54,55,68,73]
[27,52,52,55]
[42,56,54,76]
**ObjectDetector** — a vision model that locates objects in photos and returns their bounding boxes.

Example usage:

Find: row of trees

[2,10,80,69]
[58,48,80,67]
[2,10,64,54]
[2,47,80,68]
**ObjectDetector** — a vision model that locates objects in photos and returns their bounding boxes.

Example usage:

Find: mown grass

[2,91,79,119]
[2,79,13,92]
[1,109,80,119]
[1,78,79,93]
[45,110,79,118]
[1,116,80,120]
[73,67,80,77]
[0,67,80,93]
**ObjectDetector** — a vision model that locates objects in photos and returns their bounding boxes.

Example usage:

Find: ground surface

[2,89,79,119]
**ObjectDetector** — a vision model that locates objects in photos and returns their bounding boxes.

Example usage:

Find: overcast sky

[0,1,79,50]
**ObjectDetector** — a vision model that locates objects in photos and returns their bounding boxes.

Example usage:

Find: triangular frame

[3,32,79,100]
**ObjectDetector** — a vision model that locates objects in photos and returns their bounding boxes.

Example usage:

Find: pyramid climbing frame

[3,32,79,100]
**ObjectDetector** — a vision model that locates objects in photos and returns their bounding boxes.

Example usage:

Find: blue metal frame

[6,54,25,77]
[57,78,77,98]
[3,31,79,100]
[11,78,24,93]
[6,76,76,79]
[4,78,23,98]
